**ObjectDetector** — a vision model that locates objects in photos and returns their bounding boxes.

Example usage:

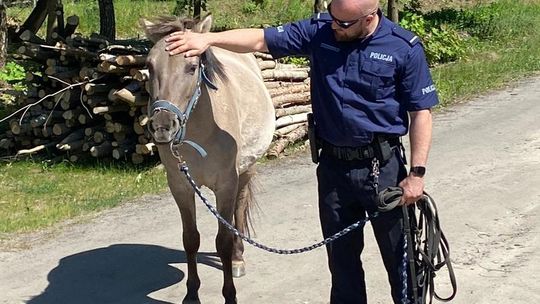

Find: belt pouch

[374,135,393,162]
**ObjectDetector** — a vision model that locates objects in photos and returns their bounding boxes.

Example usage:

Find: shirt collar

[367,9,393,40]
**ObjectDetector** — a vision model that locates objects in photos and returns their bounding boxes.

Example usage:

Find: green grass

[432,0,540,106]
[0,160,167,234]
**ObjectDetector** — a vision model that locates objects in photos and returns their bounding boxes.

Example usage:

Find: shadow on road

[27,244,222,304]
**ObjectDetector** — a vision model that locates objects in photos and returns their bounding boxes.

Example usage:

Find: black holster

[307,113,320,164]
[373,135,395,163]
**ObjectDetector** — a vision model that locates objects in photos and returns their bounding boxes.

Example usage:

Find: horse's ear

[196,14,213,33]
[139,18,161,43]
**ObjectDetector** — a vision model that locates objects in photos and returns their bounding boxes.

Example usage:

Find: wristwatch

[410,166,426,177]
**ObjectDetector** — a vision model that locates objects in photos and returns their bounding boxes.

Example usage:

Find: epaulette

[312,12,332,23]
[392,26,420,46]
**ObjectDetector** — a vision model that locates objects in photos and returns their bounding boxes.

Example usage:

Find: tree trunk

[0,0,7,68]
[98,0,115,41]
[388,0,399,23]
[313,0,325,13]
[194,0,202,17]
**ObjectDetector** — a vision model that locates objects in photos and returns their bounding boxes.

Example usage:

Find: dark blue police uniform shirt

[263,11,439,147]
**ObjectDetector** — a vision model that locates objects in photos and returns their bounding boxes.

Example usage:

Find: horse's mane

[142,16,227,84]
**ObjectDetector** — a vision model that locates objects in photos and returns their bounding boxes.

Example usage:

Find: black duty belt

[320,136,400,161]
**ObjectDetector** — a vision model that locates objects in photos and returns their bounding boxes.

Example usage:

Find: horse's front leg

[170,183,201,304]
[215,177,239,304]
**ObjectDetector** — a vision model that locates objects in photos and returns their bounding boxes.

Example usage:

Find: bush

[423,5,500,41]
[456,5,500,39]
[0,61,25,84]
[400,11,466,65]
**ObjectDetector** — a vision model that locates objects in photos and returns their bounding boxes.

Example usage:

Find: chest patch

[321,43,340,52]
[370,52,393,63]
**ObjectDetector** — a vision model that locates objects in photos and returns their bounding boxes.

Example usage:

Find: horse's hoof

[232,261,246,278]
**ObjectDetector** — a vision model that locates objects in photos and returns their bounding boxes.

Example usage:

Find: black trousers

[317,148,412,304]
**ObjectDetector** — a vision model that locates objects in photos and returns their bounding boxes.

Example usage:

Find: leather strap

[376,188,458,303]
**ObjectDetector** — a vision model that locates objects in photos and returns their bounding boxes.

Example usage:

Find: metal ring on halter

[170,141,183,161]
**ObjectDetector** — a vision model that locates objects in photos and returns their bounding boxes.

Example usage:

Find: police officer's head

[328,0,379,42]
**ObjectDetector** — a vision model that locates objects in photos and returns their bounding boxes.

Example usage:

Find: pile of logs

[0,27,311,163]
[255,52,311,159]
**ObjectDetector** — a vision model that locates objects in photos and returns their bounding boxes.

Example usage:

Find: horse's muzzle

[148,111,181,144]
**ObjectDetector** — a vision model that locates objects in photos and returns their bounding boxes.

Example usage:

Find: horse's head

[140,15,226,145]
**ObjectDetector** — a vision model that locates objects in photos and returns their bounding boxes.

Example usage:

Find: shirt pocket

[314,44,342,75]
[358,60,395,102]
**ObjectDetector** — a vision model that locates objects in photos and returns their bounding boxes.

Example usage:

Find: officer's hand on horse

[165,31,210,57]
[398,175,424,206]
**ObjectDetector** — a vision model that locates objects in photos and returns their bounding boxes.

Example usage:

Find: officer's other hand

[165,31,209,57]
[398,175,424,206]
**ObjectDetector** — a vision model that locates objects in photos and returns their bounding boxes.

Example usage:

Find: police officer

[165,0,437,303]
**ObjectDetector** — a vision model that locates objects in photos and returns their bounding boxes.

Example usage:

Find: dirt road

[1,77,539,304]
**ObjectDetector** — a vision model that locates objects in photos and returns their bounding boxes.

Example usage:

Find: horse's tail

[236,169,259,237]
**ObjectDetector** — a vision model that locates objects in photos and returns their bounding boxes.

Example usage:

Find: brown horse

[140,15,275,304]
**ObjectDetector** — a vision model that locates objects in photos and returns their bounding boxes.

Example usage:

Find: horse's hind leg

[232,165,257,278]
[170,186,201,304]
[215,176,240,304]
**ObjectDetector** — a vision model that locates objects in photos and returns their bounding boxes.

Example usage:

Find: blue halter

[149,62,218,158]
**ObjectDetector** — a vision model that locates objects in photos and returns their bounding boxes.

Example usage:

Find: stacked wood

[254,53,312,158]
[1,26,311,161]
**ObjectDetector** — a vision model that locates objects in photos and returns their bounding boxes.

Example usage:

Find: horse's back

[209,48,275,173]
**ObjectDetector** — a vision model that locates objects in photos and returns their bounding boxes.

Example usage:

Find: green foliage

[456,5,500,39]
[0,61,26,106]
[400,11,465,65]
[423,4,500,40]
[0,62,25,83]
[173,0,191,16]
[430,0,540,106]
[241,1,259,14]
[279,56,309,66]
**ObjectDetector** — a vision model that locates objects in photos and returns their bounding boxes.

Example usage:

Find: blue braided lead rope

[179,163,373,255]
[401,233,410,304]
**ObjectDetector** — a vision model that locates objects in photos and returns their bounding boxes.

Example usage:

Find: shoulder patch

[312,12,332,23]
[392,26,420,46]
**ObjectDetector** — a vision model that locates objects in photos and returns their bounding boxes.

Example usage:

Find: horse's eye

[186,64,197,75]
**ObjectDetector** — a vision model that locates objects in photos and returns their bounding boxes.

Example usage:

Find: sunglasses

[328,4,377,29]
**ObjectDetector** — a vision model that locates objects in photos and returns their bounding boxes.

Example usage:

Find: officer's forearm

[408,109,433,168]
[208,29,268,53]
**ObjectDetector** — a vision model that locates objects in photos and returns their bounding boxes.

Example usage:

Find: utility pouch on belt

[373,135,394,163]
[307,113,320,164]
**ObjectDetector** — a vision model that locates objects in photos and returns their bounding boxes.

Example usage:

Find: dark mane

[142,16,196,41]
[142,16,227,85]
